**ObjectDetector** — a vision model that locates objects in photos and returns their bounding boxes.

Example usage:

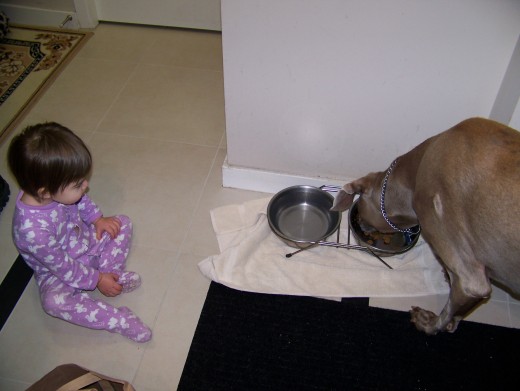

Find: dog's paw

[410,306,439,335]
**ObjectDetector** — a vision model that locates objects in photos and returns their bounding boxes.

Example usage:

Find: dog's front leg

[410,291,485,334]
[410,260,491,334]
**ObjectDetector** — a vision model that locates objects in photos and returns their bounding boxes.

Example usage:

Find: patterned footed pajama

[14,192,152,342]
[37,215,151,342]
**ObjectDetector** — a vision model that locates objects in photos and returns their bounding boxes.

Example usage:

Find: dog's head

[330,172,395,233]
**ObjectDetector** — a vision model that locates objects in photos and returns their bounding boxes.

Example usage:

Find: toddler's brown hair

[8,122,92,200]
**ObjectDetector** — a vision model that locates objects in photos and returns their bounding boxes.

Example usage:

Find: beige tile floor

[0,22,519,391]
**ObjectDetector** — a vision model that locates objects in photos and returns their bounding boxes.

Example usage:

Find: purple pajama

[12,191,136,333]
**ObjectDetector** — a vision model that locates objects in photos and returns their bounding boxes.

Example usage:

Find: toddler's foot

[113,306,152,343]
[117,271,141,293]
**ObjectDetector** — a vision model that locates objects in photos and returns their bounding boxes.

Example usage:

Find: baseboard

[0,3,80,29]
[222,157,350,194]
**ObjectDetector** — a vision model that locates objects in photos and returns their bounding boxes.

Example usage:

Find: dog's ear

[330,188,355,211]
[330,175,375,212]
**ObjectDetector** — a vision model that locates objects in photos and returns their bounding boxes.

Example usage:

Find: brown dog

[331,117,520,334]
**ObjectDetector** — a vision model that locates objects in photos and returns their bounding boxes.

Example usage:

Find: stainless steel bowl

[268,185,341,249]
[348,199,420,256]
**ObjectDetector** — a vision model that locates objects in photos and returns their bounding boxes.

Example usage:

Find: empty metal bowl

[267,185,341,249]
[348,199,420,256]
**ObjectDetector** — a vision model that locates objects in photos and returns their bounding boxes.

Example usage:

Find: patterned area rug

[0,25,91,141]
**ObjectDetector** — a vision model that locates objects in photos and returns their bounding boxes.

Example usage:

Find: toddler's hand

[94,216,121,240]
[97,272,122,297]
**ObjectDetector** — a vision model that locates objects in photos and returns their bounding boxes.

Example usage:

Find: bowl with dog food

[348,198,421,256]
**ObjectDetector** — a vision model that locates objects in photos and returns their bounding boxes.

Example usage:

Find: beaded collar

[380,159,421,234]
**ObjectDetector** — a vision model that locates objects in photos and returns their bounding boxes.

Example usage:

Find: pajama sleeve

[78,194,103,225]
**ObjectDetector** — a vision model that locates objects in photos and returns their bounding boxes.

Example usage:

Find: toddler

[8,122,151,342]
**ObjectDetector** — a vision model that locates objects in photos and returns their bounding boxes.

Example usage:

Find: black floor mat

[179,282,520,391]
[0,255,33,331]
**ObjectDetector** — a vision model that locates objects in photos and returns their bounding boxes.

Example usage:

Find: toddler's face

[52,179,89,205]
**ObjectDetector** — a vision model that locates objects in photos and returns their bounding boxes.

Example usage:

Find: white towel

[198,197,450,298]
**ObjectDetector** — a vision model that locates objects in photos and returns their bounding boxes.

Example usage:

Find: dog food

[355,215,395,245]
[363,230,394,245]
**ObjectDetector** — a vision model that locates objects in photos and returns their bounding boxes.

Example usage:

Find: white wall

[0,0,74,12]
[0,0,97,28]
[490,33,520,129]
[93,0,221,31]
[221,0,520,193]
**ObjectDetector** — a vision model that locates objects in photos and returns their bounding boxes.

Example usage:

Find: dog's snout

[358,218,377,233]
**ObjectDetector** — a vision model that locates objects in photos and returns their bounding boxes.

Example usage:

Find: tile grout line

[128,26,225,378]
[89,26,165,137]
[149,134,221,305]
[132,134,223,384]
[91,129,223,150]
[90,62,142,138]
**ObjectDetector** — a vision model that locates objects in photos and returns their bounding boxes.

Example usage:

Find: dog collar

[380,159,421,234]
